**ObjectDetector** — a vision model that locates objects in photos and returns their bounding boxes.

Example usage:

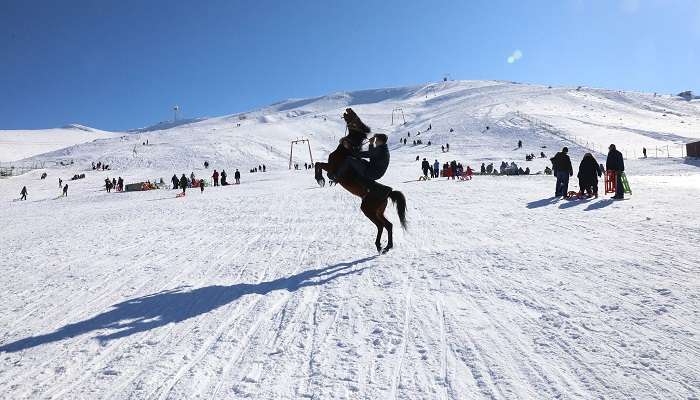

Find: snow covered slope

[0,124,119,163]
[1,80,699,399]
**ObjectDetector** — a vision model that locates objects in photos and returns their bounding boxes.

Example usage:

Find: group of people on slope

[105,177,124,192]
[211,169,240,186]
[91,161,110,170]
[550,144,625,199]
[419,158,472,179]
[250,164,266,173]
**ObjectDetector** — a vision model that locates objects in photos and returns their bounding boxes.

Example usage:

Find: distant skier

[212,169,219,186]
[234,169,241,184]
[179,174,188,195]
[20,186,27,201]
[550,147,573,198]
[62,184,68,196]
[606,144,625,200]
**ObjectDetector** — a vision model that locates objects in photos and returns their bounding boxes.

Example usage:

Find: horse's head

[343,108,370,148]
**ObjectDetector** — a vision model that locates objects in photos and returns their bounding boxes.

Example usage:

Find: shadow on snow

[526,197,560,209]
[0,256,376,353]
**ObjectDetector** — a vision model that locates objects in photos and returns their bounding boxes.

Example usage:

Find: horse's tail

[388,190,407,230]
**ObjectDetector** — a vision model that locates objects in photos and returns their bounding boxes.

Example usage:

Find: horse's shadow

[0,256,376,353]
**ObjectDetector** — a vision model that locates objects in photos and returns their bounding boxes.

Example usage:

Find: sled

[620,172,632,194]
[605,171,632,195]
[418,176,430,181]
[176,192,186,198]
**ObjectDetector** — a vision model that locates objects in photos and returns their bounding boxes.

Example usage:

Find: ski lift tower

[391,108,406,125]
[289,138,315,169]
[173,105,180,122]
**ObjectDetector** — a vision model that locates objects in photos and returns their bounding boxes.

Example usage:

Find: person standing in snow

[58,178,62,188]
[480,163,486,174]
[221,169,228,185]
[446,143,450,152]
[20,186,27,200]
[200,179,205,193]
[421,158,430,178]
[642,147,647,158]
[433,160,440,177]
[179,174,188,195]
[212,169,219,186]
[234,169,240,184]
[606,144,625,200]
[171,174,179,190]
[518,140,523,148]
[550,147,573,197]
[62,184,68,196]
[577,153,603,198]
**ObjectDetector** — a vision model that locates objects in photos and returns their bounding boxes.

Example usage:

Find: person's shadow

[0,256,376,353]
[584,199,614,211]
[526,197,560,209]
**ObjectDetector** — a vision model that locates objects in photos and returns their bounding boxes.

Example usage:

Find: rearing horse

[314,108,407,253]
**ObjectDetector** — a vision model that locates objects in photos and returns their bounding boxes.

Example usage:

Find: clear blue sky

[1,0,698,131]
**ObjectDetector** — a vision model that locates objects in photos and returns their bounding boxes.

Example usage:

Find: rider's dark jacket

[357,143,390,180]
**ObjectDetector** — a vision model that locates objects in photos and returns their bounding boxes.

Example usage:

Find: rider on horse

[329,109,393,197]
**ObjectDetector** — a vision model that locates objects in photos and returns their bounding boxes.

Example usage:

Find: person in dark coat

[20,186,27,200]
[577,153,603,197]
[234,169,241,184]
[171,174,179,189]
[606,144,625,199]
[550,147,573,197]
[221,170,228,185]
[212,170,219,186]
[421,158,430,177]
[200,179,205,193]
[179,174,188,195]
[62,184,68,196]
[331,134,391,195]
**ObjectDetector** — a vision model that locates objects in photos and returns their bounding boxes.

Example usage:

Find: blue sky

[1,0,698,131]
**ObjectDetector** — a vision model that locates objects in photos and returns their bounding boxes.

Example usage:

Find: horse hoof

[317,178,326,187]
[381,246,392,254]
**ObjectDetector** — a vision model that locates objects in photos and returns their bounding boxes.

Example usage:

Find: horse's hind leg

[361,199,383,253]
[376,199,393,253]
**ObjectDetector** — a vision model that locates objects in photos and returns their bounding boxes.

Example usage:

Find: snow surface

[1,80,699,399]
[0,125,120,163]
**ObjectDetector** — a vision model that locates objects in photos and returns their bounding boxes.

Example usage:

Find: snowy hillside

[1,80,699,399]
[0,124,119,163]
